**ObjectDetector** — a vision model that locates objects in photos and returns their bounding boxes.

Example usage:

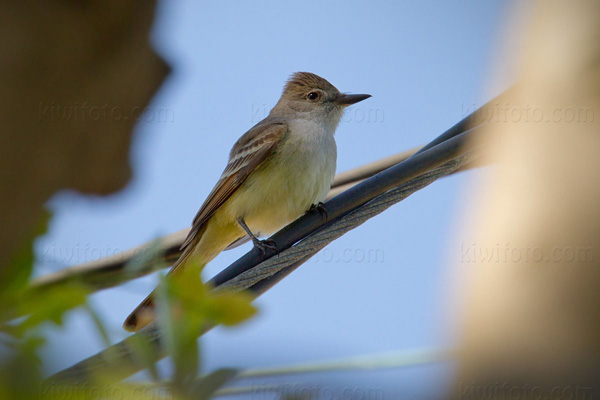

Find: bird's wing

[180,122,288,251]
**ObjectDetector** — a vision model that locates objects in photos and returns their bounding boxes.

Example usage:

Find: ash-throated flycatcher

[124,72,371,332]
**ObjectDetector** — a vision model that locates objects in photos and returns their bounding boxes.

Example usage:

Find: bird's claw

[252,238,278,255]
[309,202,328,220]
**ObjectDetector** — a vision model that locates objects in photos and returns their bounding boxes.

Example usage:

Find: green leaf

[155,276,200,390]
[152,264,256,394]
[126,333,162,382]
[0,210,89,336]
[166,265,257,329]
[83,303,112,348]
[202,291,257,327]
[16,284,88,332]
[0,334,45,399]
[1,209,51,296]
[187,368,239,400]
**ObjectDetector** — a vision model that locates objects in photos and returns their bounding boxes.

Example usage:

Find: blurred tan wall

[0,1,168,272]
[451,1,600,398]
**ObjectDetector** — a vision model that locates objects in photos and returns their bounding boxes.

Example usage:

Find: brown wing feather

[180,122,288,251]
[123,122,287,332]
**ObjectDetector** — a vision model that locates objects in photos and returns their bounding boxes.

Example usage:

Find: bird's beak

[334,93,372,106]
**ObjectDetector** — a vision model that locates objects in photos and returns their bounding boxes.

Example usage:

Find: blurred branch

[214,348,449,397]
[44,113,486,386]
[114,347,449,397]
[233,347,450,379]
[30,230,186,292]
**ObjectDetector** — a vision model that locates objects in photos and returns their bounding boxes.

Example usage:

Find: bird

[124,72,371,332]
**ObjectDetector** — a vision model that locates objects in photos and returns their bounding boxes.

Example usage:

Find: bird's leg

[309,202,328,220]
[236,217,277,255]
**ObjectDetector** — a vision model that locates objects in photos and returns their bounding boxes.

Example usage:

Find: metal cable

[216,156,471,294]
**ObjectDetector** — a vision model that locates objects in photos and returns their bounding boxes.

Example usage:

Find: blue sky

[36,1,514,397]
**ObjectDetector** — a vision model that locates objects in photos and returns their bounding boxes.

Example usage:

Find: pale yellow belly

[221,139,335,237]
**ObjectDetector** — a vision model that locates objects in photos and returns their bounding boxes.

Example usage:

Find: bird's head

[272,72,371,128]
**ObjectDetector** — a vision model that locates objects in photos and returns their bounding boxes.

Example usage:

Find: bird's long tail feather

[123,219,244,332]
[122,246,196,332]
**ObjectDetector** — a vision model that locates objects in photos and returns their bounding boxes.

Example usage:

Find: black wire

[412,85,515,157]
[209,87,516,288]
[210,122,486,289]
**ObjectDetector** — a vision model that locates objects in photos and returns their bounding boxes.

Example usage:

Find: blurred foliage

[155,262,255,398]
[0,212,440,400]
[0,212,257,400]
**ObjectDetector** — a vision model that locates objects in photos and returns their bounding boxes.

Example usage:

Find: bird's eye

[307,91,320,101]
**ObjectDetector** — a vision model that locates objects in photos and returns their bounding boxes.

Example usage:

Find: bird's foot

[252,237,278,255]
[309,202,328,220]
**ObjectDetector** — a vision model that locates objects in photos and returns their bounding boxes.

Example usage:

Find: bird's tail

[122,290,159,333]
[123,219,243,333]
[122,247,197,332]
